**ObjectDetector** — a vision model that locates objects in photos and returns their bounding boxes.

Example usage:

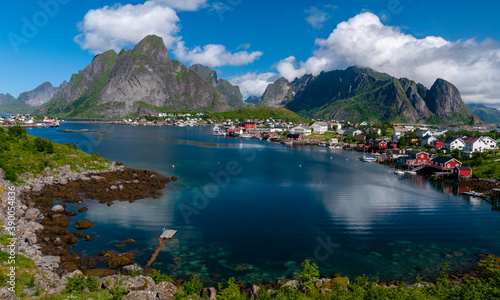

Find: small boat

[241,134,252,138]
[362,155,377,162]
[394,170,405,175]
[405,170,417,175]
[462,191,487,198]
[319,143,327,147]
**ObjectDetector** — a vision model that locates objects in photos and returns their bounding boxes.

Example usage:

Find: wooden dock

[160,229,177,239]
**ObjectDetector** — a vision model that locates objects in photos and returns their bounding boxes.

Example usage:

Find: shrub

[7,126,27,139]
[298,260,319,283]
[184,277,202,296]
[217,277,245,300]
[150,269,172,284]
[34,137,54,153]
[64,274,99,294]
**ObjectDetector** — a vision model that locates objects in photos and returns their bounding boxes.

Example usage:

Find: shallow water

[28,124,500,284]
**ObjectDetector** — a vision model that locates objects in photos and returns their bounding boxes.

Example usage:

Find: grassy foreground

[1,253,500,299]
[0,126,110,183]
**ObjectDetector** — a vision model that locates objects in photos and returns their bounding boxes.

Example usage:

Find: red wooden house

[399,151,431,166]
[454,166,472,177]
[430,156,462,170]
[433,140,444,149]
[374,140,388,149]
[243,122,256,129]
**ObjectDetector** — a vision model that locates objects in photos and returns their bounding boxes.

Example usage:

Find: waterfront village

[2,112,500,184]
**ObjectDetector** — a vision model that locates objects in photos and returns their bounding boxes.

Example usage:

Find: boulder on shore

[75,219,95,230]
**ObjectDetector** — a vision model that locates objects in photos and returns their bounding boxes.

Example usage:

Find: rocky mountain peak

[132,34,171,64]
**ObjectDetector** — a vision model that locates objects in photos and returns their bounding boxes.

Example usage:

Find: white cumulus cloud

[229,72,278,98]
[174,42,263,68]
[74,0,262,68]
[74,1,182,53]
[277,12,500,107]
[305,6,330,29]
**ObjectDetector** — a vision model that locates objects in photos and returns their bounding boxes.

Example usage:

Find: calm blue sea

[27,124,500,284]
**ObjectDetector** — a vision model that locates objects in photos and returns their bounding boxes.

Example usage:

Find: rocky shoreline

[0,163,177,298]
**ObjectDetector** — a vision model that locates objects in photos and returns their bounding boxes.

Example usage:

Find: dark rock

[171,176,177,181]
[106,252,135,269]
[78,207,88,212]
[123,238,135,243]
[76,219,95,230]
[83,235,99,241]
[65,210,78,217]
[84,269,115,278]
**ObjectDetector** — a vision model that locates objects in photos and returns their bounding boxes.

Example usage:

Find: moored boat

[362,155,377,162]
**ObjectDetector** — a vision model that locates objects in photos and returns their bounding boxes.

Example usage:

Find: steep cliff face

[17,81,67,107]
[189,64,245,108]
[258,77,293,107]
[37,35,240,118]
[259,66,481,124]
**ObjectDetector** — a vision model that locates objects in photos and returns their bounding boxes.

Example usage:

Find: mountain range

[35,35,244,118]
[0,35,493,125]
[467,104,500,124]
[0,82,66,115]
[258,66,482,125]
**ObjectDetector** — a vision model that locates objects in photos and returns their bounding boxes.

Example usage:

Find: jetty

[160,228,177,239]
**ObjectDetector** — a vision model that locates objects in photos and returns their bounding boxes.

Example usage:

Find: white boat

[213,127,226,136]
[319,143,327,147]
[241,134,252,138]
[405,170,417,175]
[362,155,377,162]
[394,170,405,175]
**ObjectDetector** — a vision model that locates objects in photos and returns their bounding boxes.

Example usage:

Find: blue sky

[2,0,500,107]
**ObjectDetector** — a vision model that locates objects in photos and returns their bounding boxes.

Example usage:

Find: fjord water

[28,124,500,283]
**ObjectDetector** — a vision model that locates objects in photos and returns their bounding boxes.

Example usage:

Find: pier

[160,229,177,239]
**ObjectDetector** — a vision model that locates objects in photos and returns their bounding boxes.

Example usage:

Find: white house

[311,122,328,134]
[330,122,342,131]
[444,137,465,150]
[416,129,433,138]
[463,136,497,153]
[393,126,409,141]
[343,129,362,136]
[480,136,498,151]
[421,135,438,146]
[290,125,312,136]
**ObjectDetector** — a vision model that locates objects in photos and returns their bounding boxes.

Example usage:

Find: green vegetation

[64,274,100,294]
[207,107,308,124]
[149,269,173,284]
[0,126,109,183]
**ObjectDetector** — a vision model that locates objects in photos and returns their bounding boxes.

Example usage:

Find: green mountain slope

[259,66,482,125]
[468,104,500,124]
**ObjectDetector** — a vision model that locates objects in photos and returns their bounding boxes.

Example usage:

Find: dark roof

[456,166,472,171]
[444,137,460,143]
[409,150,426,156]
[431,156,457,163]
[287,134,301,138]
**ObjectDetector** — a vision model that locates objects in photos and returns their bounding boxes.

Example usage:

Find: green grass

[0,126,110,183]
[207,107,309,124]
